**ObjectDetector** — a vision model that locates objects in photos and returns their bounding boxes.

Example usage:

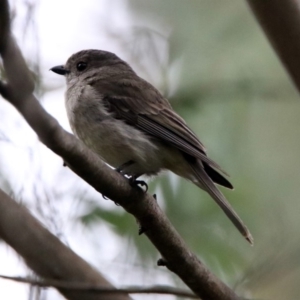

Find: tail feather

[203,162,233,189]
[190,160,253,244]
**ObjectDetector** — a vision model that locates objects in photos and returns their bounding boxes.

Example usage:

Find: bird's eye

[76,62,87,71]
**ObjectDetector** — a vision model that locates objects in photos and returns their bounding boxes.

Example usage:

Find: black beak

[50,65,69,75]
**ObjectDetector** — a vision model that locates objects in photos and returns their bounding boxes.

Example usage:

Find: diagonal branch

[0,0,241,299]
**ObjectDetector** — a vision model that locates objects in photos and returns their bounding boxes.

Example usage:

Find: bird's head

[50,49,132,84]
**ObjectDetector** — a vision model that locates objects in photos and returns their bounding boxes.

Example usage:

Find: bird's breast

[64,84,163,174]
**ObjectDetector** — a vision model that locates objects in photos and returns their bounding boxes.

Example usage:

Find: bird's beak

[50,65,69,75]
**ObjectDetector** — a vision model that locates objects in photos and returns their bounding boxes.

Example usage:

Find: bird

[51,49,253,244]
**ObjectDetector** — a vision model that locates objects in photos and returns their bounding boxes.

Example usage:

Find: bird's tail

[189,160,253,244]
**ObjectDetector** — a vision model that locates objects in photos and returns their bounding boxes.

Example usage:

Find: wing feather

[104,95,228,176]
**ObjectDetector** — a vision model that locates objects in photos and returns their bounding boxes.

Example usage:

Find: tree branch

[0,275,199,299]
[0,189,131,300]
[246,0,300,93]
[0,0,241,299]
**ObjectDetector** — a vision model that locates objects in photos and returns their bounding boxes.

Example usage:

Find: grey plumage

[51,49,253,244]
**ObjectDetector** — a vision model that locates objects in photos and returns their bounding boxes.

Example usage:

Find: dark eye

[76,62,87,71]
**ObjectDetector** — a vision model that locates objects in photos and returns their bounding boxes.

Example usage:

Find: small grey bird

[51,49,253,244]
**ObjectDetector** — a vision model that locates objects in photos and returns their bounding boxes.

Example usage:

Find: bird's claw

[129,177,148,192]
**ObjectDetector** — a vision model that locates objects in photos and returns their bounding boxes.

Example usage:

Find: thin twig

[0,275,199,299]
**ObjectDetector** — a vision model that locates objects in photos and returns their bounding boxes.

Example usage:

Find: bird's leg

[115,161,148,192]
[115,160,134,173]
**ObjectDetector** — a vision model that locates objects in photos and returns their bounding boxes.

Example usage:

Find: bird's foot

[129,176,148,192]
[115,161,148,192]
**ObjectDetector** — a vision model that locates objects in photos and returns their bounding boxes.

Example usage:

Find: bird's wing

[103,94,228,176]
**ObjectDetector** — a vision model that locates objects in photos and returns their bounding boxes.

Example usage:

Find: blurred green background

[2,0,300,299]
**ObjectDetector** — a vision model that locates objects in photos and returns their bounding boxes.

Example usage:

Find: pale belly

[71,115,167,176]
